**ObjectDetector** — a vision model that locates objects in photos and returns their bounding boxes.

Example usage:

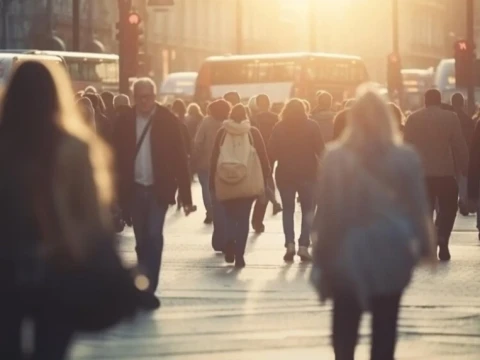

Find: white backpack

[215,131,265,201]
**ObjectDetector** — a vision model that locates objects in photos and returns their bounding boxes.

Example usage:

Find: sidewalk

[71,183,480,360]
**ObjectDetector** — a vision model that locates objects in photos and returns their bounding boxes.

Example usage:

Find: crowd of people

[0,58,478,360]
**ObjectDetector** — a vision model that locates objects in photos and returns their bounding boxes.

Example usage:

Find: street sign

[148,0,174,6]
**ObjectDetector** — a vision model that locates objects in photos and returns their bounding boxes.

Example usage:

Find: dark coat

[251,111,279,144]
[468,121,480,200]
[269,117,325,187]
[113,103,192,211]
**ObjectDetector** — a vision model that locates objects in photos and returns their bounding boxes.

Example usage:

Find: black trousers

[425,176,458,244]
[332,292,402,360]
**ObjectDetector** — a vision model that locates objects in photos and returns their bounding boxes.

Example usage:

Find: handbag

[44,233,140,332]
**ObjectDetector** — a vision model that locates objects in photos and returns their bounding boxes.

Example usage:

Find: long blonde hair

[342,85,401,151]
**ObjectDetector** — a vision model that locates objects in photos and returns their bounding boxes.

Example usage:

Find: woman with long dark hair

[0,61,139,359]
[269,99,325,262]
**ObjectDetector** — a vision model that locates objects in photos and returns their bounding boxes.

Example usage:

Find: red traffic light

[388,53,399,63]
[128,12,141,25]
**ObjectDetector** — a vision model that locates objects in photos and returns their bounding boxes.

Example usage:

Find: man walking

[451,93,475,215]
[311,91,336,143]
[114,79,194,309]
[251,94,283,233]
[404,89,468,261]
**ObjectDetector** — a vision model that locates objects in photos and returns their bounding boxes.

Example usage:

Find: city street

[71,182,480,360]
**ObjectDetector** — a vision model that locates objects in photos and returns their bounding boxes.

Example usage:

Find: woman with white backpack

[210,104,271,268]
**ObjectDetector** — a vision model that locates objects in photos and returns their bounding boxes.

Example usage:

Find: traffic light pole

[118,0,132,95]
[392,0,404,109]
[467,0,475,115]
[72,0,80,51]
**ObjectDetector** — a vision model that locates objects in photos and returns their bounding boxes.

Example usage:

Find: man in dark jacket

[251,94,282,233]
[468,120,480,240]
[451,93,475,216]
[405,89,468,261]
[311,91,336,143]
[114,78,194,309]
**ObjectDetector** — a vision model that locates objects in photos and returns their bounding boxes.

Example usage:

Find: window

[306,59,367,84]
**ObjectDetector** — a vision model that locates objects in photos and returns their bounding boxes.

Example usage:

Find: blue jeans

[198,169,212,215]
[212,195,227,251]
[131,185,168,293]
[223,198,255,256]
[278,182,315,248]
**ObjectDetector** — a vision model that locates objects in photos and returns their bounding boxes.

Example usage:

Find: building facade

[1,0,117,52]
[147,0,450,83]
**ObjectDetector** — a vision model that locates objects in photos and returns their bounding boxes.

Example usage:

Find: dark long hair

[0,61,61,167]
[0,61,63,252]
[0,61,113,258]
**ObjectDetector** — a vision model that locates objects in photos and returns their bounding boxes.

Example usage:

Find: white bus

[159,72,197,105]
[434,58,480,103]
[0,53,65,90]
[194,52,369,106]
[402,68,434,110]
[0,50,119,94]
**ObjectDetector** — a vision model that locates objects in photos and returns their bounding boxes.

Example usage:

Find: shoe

[438,245,451,261]
[272,203,283,215]
[137,291,161,311]
[297,246,312,262]
[204,213,213,225]
[253,223,265,233]
[224,241,235,263]
[283,243,296,262]
[459,202,469,216]
[235,256,246,268]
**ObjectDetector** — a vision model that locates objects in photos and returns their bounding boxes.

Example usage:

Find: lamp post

[73,0,80,51]
[466,0,475,115]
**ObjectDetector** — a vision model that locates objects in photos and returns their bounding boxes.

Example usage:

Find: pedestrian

[311,86,436,360]
[451,93,475,216]
[224,91,241,106]
[311,91,336,143]
[302,99,312,115]
[113,94,131,117]
[332,109,349,141]
[251,94,283,233]
[84,85,97,94]
[171,99,192,209]
[193,99,231,239]
[101,91,116,121]
[468,119,480,240]
[404,89,469,261]
[0,61,141,359]
[83,92,112,144]
[114,78,195,307]
[247,95,259,121]
[269,99,325,262]
[185,102,204,150]
[210,104,271,268]
[76,97,96,130]
[388,102,405,132]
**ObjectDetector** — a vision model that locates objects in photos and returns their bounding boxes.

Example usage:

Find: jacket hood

[223,119,251,135]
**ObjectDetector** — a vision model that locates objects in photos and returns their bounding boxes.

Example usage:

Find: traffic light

[387,52,403,95]
[454,40,473,88]
[123,11,142,77]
